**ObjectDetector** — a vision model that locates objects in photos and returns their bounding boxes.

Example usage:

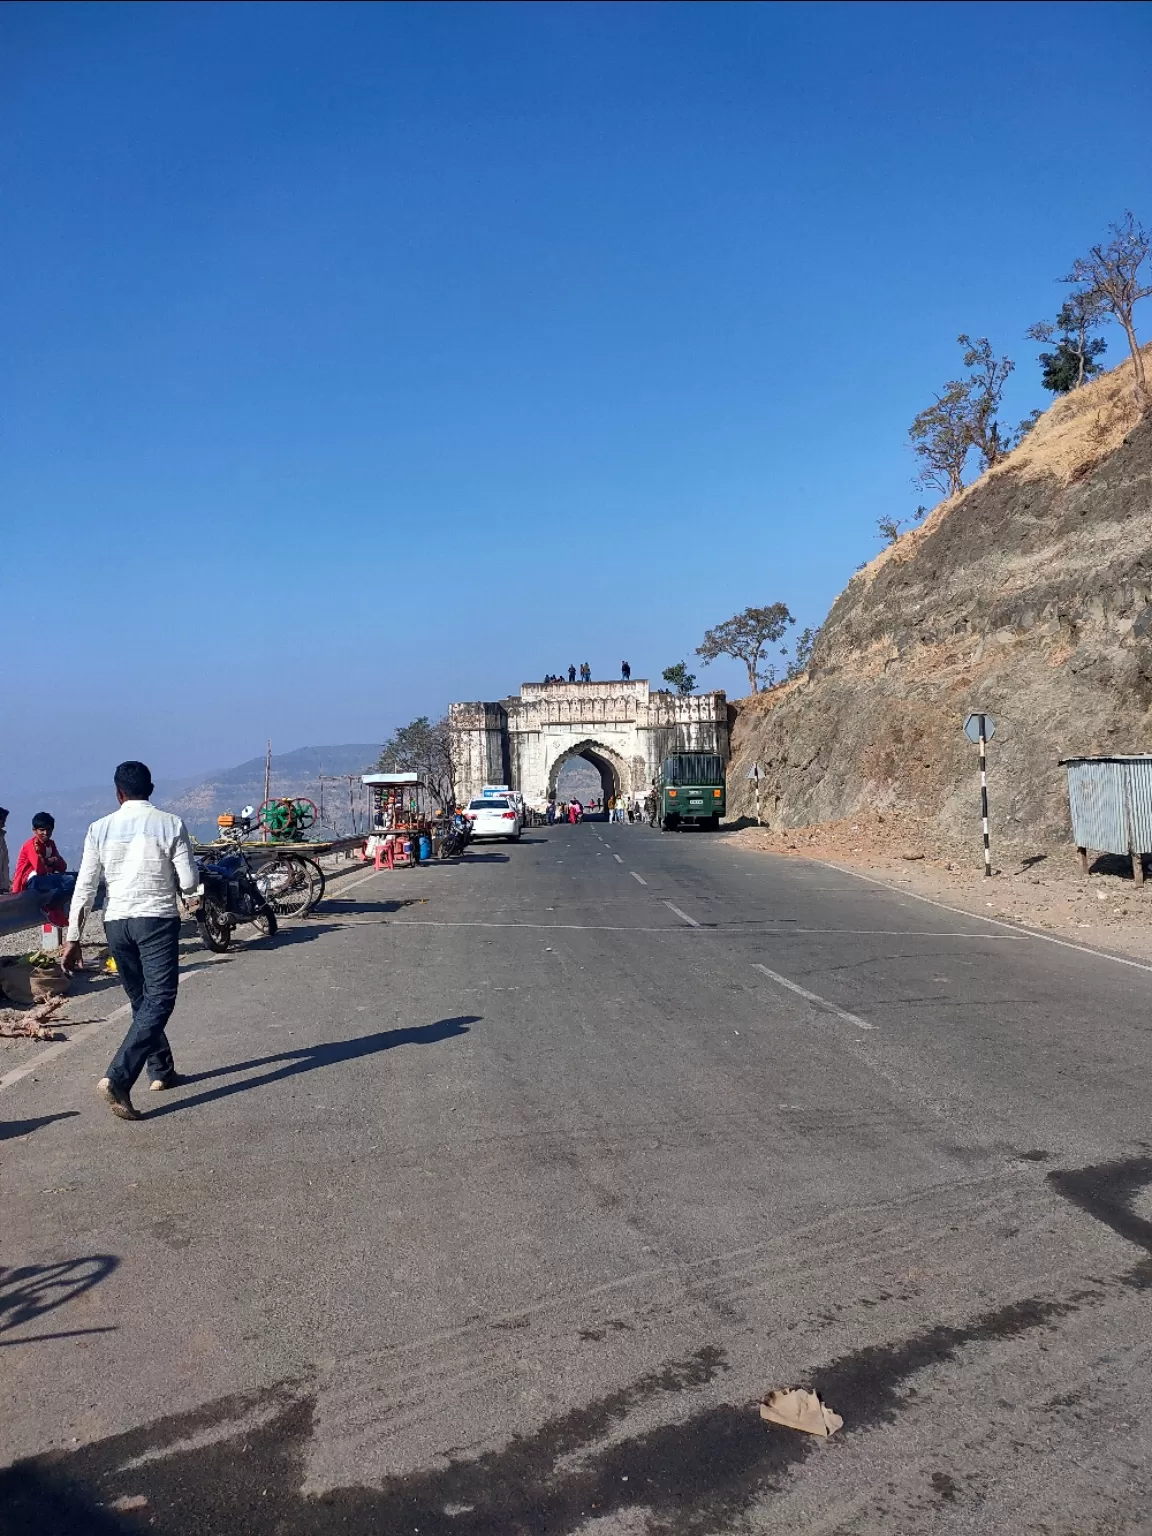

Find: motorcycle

[196,850,278,952]
[436,812,473,860]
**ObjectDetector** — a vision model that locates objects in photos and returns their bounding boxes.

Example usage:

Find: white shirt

[67,800,199,941]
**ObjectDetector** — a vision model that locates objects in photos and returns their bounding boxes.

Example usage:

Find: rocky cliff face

[729,349,1152,851]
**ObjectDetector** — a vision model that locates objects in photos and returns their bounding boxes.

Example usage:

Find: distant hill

[3,744,380,863]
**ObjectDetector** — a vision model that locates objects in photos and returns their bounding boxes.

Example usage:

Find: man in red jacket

[12,812,74,926]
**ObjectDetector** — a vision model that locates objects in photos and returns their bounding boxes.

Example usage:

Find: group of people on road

[546,800,584,824]
[2,762,202,1125]
[542,791,656,826]
[606,792,655,824]
[541,662,632,684]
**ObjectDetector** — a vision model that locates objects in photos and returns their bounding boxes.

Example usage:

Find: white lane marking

[344,919,1031,939]
[663,901,701,928]
[330,866,392,897]
[602,842,611,849]
[613,854,624,863]
[630,872,648,885]
[379,919,694,932]
[752,962,873,1030]
[813,858,1152,977]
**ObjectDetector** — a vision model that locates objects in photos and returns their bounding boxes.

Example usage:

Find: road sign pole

[755,776,761,827]
[979,715,991,877]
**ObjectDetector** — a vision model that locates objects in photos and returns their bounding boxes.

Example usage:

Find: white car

[466,797,522,841]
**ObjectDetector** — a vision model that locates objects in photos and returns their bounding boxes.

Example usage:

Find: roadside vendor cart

[361,772,431,869]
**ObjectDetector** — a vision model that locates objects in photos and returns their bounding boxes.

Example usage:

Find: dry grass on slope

[853,342,1150,589]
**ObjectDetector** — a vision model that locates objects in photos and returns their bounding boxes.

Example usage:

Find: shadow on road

[146,1015,480,1119]
[323,898,426,917]
[0,1255,119,1348]
[254,923,346,948]
[0,1112,79,1143]
[0,1464,133,1534]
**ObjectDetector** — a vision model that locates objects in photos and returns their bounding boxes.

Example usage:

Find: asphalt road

[3,821,1152,1534]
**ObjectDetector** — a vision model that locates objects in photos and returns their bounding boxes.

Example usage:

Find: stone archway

[547,739,629,809]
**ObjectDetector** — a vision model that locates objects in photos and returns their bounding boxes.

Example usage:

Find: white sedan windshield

[471,799,509,810]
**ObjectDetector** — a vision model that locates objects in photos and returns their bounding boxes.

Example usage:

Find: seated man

[12,812,75,926]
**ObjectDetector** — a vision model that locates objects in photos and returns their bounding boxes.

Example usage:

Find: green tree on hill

[1027,294,1107,393]
[696,603,794,694]
[661,662,697,695]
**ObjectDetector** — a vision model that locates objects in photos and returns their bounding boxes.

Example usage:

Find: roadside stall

[361,772,432,869]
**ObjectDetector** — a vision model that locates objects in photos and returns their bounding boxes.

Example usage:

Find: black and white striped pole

[747,763,763,826]
[964,713,996,876]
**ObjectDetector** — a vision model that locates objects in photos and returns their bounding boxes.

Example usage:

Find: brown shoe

[97,1077,141,1121]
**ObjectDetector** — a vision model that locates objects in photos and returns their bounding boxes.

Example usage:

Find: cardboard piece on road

[760,1388,843,1438]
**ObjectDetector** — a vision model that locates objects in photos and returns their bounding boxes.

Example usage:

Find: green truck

[657,752,726,830]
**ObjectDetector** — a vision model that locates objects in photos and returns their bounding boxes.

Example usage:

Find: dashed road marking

[752,961,873,1030]
[630,872,648,885]
[663,901,700,928]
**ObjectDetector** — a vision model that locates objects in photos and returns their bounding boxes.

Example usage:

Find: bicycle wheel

[249,904,278,940]
[295,856,326,914]
[255,856,313,918]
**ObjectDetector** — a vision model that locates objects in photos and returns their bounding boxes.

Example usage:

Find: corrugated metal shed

[1060,756,1152,858]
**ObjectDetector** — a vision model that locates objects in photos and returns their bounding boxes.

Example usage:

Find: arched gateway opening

[549,740,627,813]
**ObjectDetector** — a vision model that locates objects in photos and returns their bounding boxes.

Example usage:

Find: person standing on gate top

[62,760,200,1122]
[568,663,577,683]
[621,660,631,680]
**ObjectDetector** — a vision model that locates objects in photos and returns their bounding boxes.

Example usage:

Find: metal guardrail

[0,891,43,941]
[0,835,371,945]
[191,834,367,861]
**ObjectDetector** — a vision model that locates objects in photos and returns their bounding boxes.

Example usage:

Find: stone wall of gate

[449,681,729,803]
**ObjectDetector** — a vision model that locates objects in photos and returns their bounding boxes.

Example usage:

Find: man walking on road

[61,761,200,1122]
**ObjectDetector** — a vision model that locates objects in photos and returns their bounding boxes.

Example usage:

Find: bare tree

[377,715,459,810]
[909,381,972,498]
[877,504,927,546]
[785,626,820,680]
[696,603,794,694]
[958,334,1015,469]
[1064,211,1151,405]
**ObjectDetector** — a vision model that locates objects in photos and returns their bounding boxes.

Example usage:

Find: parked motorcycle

[436,812,473,860]
[196,850,278,952]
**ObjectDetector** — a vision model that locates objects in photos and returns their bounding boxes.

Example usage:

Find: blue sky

[3,0,1150,795]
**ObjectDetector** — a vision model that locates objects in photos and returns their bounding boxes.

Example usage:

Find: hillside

[160,744,380,843]
[728,348,1152,856]
[5,744,380,862]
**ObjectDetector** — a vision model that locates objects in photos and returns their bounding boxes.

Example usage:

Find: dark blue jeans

[25,872,76,912]
[105,916,181,1092]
